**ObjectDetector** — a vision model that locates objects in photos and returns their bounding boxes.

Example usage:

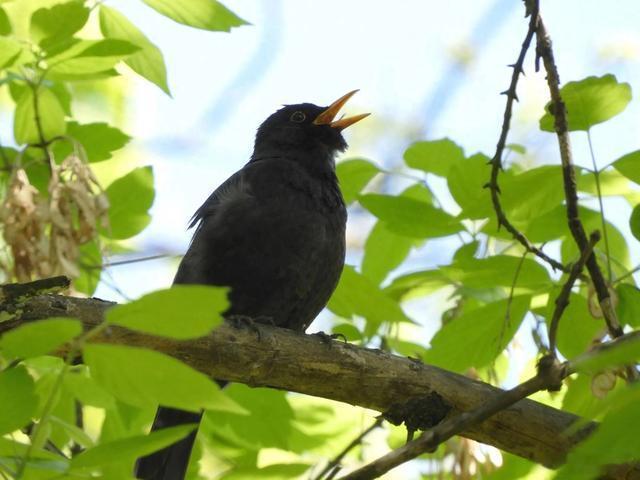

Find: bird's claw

[312,331,347,345]
[227,315,263,340]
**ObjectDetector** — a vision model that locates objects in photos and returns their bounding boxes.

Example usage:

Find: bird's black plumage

[136,95,367,479]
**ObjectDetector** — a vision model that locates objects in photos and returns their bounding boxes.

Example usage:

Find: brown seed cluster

[0,155,109,283]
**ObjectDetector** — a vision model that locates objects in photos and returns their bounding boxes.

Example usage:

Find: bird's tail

[135,407,202,480]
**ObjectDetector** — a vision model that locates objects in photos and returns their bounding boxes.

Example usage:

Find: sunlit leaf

[440,255,551,290]
[545,292,602,359]
[362,222,414,285]
[556,400,640,479]
[629,204,640,242]
[612,150,640,185]
[30,1,89,45]
[0,36,22,68]
[99,5,170,95]
[424,296,530,372]
[336,158,380,204]
[384,269,450,300]
[14,87,66,145]
[48,39,139,76]
[70,424,196,469]
[104,166,155,239]
[448,153,493,219]
[404,138,465,177]
[141,0,248,31]
[540,75,632,132]
[0,318,81,358]
[358,193,461,239]
[616,284,640,328]
[0,366,38,435]
[572,332,640,375]
[328,265,412,333]
[53,121,131,163]
[0,6,11,35]
[84,344,245,413]
[203,385,293,451]
[107,285,228,339]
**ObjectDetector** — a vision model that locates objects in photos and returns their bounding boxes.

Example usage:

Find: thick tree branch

[0,293,604,470]
[339,358,567,480]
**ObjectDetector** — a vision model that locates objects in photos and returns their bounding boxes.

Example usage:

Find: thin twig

[486,1,567,273]
[338,357,567,480]
[315,418,384,480]
[534,16,624,342]
[548,231,600,355]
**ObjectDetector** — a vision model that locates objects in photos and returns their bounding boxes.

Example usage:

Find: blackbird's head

[253,90,369,160]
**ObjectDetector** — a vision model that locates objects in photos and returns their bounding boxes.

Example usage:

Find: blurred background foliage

[0,0,640,479]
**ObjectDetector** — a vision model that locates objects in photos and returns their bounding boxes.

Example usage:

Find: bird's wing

[186,167,251,236]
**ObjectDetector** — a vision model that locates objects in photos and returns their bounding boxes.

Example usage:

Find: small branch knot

[537,354,567,392]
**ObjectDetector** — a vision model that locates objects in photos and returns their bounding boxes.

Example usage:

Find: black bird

[135,91,369,480]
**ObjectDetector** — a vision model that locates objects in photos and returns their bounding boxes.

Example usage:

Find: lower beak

[313,90,370,131]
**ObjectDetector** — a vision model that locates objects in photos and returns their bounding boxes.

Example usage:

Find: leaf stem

[586,130,611,281]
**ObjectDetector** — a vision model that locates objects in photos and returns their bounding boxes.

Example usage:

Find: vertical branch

[534,17,623,340]
[548,232,599,355]
[487,1,567,273]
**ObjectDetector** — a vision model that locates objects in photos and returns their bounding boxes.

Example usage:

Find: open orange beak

[313,90,370,131]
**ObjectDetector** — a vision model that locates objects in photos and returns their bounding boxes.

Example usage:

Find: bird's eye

[290,111,306,123]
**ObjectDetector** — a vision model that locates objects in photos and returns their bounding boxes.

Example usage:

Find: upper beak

[313,90,370,131]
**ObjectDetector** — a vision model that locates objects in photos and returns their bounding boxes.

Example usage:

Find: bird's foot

[312,331,347,345]
[227,315,263,340]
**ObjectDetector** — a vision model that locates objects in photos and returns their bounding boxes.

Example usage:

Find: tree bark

[1,293,636,478]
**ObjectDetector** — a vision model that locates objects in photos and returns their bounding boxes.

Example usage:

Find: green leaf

[0,318,81,358]
[540,75,632,132]
[384,269,449,301]
[358,193,461,239]
[0,366,38,435]
[572,334,640,374]
[447,153,493,219]
[328,265,412,333]
[141,0,248,31]
[53,121,131,163]
[362,222,414,285]
[75,239,102,296]
[0,7,11,35]
[48,81,72,116]
[30,1,89,45]
[0,37,22,68]
[203,385,293,451]
[104,166,155,239]
[99,5,170,95]
[64,370,115,409]
[441,255,551,291]
[14,87,66,145]
[612,150,640,184]
[336,158,380,204]
[404,138,465,177]
[424,296,530,373]
[630,204,640,242]
[499,166,565,222]
[70,424,196,469]
[84,344,245,413]
[545,293,601,359]
[616,284,640,328]
[48,39,139,76]
[107,285,228,339]
[555,400,640,479]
